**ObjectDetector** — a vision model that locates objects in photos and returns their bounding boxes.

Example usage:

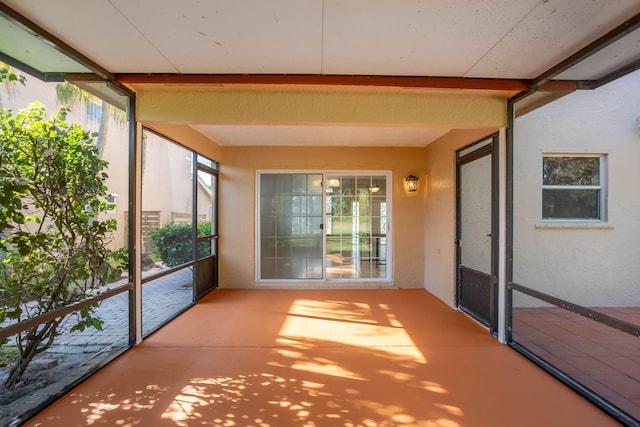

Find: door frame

[255,170,392,283]
[194,158,219,300]
[455,133,499,336]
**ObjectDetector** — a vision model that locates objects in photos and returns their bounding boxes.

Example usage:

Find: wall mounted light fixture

[404,175,419,192]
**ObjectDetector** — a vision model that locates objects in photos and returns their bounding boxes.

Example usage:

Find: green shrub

[149,221,211,268]
[0,102,115,387]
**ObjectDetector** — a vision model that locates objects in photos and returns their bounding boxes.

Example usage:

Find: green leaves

[149,221,212,267]
[70,305,104,333]
[0,101,116,386]
[542,156,600,186]
[0,63,26,86]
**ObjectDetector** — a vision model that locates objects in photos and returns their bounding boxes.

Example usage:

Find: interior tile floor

[25,289,622,427]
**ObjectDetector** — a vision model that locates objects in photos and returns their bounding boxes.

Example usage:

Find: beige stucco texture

[135,87,506,297]
[136,88,507,129]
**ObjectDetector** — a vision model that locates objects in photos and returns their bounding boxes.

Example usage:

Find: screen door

[456,135,497,332]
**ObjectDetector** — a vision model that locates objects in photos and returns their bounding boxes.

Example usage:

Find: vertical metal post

[213,167,219,289]
[497,129,508,343]
[491,134,499,338]
[127,96,141,345]
[133,121,143,344]
[505,100,515,343]
[191,152,198,303]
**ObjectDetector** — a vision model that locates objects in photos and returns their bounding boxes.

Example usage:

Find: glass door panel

[260,174,323,279]
[325,175,388,280]
[259,172,390,281]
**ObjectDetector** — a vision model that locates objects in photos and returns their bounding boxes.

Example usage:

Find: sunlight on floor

[157,298,447,427]
[277,299,428,364]
[83,387,163,426]
[23,290,620,427]
[158,373,462,427]
[290,358,365,381]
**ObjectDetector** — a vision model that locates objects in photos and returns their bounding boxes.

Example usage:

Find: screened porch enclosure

[509,67,640,424]
[259,173,390,281]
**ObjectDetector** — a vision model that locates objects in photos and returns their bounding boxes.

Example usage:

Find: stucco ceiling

[191,124,452,147]
[1,0,640,147]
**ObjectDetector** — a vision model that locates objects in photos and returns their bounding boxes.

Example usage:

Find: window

[86,98,103,124]
[542,155,606,220]
[106,193,117,214]
[258,172,391,281]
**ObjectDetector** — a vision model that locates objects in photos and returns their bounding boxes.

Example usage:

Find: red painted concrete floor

[513,306,640,422]
[25,289,621,427]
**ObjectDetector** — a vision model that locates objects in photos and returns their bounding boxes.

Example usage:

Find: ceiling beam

[511,11,640,105]
[531,11,640,91]
[0,51,65,82]
[136,88,508,128]
[116,73,529,92]
[589,56,640,89]
[513,81,577,117]
[0,3,113,80]
[0,2,133,97]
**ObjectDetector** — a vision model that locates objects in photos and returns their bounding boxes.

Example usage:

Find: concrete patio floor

[24,289,621,427]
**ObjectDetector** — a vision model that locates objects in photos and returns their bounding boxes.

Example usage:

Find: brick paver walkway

[56,267,194,348]
[0,268,194,424]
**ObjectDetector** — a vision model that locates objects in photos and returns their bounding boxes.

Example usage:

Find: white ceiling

[4,0,640,78]
[191,124,452,147]
[2,0,640,147]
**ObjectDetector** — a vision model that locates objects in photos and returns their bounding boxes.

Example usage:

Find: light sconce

[404,175,419,192]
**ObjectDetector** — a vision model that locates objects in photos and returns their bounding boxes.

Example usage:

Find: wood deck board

[513,306,640,422]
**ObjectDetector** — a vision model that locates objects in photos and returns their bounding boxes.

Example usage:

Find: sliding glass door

[259,174,324,279]
[325,174,388,279]
[258,172,390,281]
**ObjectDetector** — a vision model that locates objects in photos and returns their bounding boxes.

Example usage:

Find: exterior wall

[0,76,214,254]
[423,129,499,306]
[139,132,192,254]
[513,70,640,307]
[219,146,426,289]
[0,76,130,250]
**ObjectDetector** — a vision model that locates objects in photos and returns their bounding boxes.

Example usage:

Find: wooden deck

[25,289,621,427]
[513,306,640,421]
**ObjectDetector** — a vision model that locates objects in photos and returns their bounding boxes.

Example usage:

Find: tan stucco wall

[423,129,498,306]
[137,89,508,128]
[219,146,426,289]
[135,86,509,295]
[146,123,222,161]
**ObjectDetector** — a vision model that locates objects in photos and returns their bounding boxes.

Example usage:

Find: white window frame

[106,193,118,214]
[256,170,393,284]
[86,98,103,124]
[541,153,607,222]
